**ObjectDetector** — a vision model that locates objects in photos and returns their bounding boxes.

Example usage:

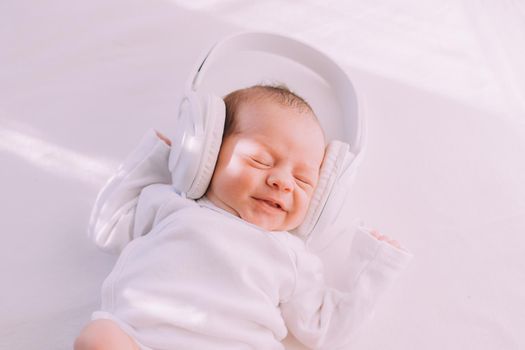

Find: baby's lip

[253,196,287,212]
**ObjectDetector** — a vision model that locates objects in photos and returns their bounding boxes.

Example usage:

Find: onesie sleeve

[280,227,413,349]
[87,129,173,254]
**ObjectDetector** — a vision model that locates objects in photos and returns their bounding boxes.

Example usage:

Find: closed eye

[251,158,271,167]
[295,176,312,187]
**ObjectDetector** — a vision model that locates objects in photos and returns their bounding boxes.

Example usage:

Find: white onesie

[88,130,413,350]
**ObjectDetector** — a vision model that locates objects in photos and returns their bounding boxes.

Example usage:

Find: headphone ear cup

[186,94,226,199]
[292,140,352,239]
[170,92,204,196]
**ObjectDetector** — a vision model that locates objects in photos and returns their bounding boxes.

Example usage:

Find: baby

[75,85,411,350]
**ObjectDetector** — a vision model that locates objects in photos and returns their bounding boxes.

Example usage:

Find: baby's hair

[222,84,316,138]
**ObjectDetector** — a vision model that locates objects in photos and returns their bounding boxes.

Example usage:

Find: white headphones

[169,32,367,243]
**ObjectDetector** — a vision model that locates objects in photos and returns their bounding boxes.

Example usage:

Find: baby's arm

[280,227,412,349]
[88,129,172,254]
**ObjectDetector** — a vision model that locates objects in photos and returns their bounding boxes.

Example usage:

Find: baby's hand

[155,130,172,146]
[370,229,401,249]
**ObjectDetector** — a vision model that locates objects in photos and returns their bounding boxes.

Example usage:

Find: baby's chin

[242,213,301,232]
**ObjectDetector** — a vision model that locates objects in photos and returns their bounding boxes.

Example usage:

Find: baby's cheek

[303,188,316,207]
[293,192,311,221]
[230,166,260,199]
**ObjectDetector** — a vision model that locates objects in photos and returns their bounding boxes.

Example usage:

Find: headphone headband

[187,31,366,156]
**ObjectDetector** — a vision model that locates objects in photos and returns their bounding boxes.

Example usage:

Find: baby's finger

[156,131,172,146]
[372,232,389,241]
[388,239,401,249]
[375,233,389,241]
[370,230,381,239]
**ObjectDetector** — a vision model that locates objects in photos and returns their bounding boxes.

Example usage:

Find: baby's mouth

[253,197,286,212]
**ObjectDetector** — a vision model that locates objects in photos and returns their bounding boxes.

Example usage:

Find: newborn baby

[75,85,411,350]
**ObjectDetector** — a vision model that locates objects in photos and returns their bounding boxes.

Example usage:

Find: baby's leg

[74,319,140,350]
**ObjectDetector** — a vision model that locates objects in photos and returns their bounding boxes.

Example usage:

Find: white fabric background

[1,1,524,349]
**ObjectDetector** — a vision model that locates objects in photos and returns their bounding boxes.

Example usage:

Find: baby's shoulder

[140,184,198,225]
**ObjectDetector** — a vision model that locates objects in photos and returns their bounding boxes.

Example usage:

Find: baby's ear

[323,143,330,156]
[315,147,328,180]
[318,143,331,169]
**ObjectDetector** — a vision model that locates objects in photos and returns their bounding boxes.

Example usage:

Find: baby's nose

[267,172,293,193]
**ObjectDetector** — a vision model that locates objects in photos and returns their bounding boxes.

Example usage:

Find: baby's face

[206,99,325,231]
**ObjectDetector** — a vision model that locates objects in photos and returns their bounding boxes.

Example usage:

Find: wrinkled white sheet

[1,1,524,349]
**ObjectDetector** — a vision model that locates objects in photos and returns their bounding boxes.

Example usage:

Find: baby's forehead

[243,123,325,165]
[238,98,323,132]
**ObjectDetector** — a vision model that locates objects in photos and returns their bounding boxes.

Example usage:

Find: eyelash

[251,157,312,187]
[295,177,312,187]
[252,158,271,167]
